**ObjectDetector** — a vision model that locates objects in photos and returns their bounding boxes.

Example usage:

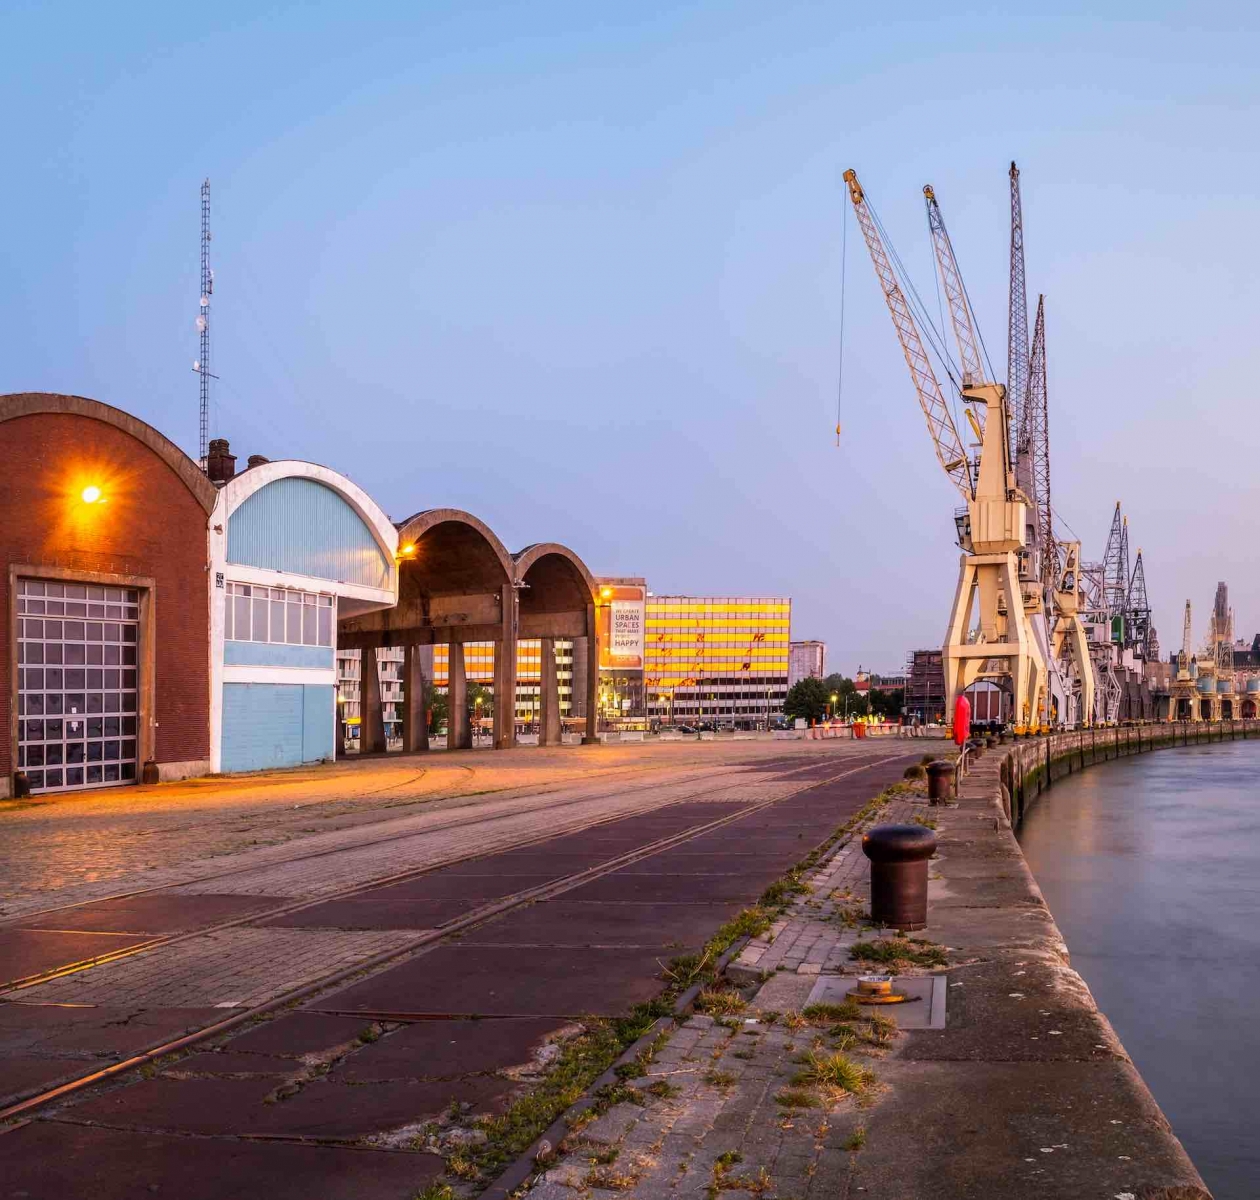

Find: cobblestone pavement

[15,928,420,1008]
[0,738,915,919]
[524,790,929,1200]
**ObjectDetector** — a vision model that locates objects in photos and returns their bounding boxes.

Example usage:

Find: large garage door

[16,580,140,794]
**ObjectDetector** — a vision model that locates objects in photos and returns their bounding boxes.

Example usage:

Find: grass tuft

[849,936,947,969]
[802,1000,861,1023]
[774,1086,818,1109]
[793,1050,874,1095]
[696,988,746,1016]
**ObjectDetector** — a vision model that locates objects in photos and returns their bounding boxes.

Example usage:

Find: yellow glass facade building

[430,641,576,721]
[644,596,791,727]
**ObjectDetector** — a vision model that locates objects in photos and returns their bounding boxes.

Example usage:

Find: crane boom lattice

[1027,296,1055,583]
[923,185,986,388]
[843,170,973,499]
[1008,162,1031,496]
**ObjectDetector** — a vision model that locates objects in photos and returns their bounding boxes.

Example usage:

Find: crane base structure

[944,550,1047,732]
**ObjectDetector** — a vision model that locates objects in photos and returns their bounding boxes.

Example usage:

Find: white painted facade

[207,460,399,774]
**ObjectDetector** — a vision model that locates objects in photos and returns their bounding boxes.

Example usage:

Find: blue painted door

[222,683,337,773]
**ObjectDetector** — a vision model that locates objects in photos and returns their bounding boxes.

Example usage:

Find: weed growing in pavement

[843,1126,867,1151]
[903,764,926,780]
[849,936,947,969]
[732,1049,755,1060]
[793,1050,874,1096]
[774,1087,818,1109]
[911,813,938,830]
[704,1070,738,1088]
[583,1165,640,1190]
[646,1078,682,1099]
[446,1150,479,1181]
[696,988,747,1016]
[802,1001,862,1023]
[413,1183,455,1200]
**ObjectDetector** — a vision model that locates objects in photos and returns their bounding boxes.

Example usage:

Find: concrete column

[583,601,600,745]
[361,646,388,755]
[540,636,561,746]
[448,643,471,750]
[402,644,429,754]
[494,583,517,750]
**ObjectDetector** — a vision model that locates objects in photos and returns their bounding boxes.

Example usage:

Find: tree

[784,677,829,723]
[868,687,904,719]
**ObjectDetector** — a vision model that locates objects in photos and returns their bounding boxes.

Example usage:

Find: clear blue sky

[4,1,1258,672]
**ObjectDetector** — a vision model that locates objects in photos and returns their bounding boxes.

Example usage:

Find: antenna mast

[196,179,213,465]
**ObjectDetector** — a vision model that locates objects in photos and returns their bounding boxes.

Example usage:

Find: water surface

[1019,740,1260,1198]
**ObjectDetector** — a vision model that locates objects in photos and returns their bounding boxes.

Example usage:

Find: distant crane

[844,168,1045,730]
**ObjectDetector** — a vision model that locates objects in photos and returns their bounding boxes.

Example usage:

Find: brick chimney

[246,454,270,469]
[206,438,236,485]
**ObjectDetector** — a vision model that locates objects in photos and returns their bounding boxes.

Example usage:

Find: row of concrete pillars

[343,637,575,757]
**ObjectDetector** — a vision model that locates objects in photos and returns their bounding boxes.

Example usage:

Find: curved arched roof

[0,392,218,514]
[222,459,399,562]
[513,542,598,615]
[395,508,515,594]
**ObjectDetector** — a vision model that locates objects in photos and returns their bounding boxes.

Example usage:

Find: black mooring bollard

[926,760,954,803]
[862,824,938,931]
[12,771,31,799]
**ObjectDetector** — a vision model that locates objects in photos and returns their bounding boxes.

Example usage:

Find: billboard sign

[599,584,645,670]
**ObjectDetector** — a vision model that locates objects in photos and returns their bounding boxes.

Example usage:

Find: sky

[3,1,1259,674]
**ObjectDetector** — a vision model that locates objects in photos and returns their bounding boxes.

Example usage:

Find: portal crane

[844,168,1045,730]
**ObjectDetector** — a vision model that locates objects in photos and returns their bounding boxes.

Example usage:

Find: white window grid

[225,582,334,647]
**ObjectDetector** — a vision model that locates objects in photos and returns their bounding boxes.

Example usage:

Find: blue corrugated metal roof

[228,477,393,589]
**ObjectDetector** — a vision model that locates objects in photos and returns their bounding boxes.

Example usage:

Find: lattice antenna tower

[1007,162,1032,496]
[196,179,213,465]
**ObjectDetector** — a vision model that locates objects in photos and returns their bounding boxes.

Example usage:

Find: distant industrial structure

[788,640,826,687]
[1169,582,1260,721]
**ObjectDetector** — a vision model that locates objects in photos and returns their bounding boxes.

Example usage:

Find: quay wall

[1000,719,1258,827]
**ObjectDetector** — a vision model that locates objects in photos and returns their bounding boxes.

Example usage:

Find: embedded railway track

[0,749,914,1125]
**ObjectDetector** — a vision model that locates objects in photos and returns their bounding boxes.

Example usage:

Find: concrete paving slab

[0,1053,101,1101]
[314,945,669,1017]
[167,1049,307,1076]
[0,1120,444,1200]
[0,1002,224,1057]
[560,873,767,903]
[806,972,947,1029]
[852,1056,1207,1199]
[333,1017,568,1082]
[225,1012,374,1057]
[17,894,290,934]
[0,928,148,983]
[362,872,564,901]
[252,1075,517,1137]
[458,899,741,949]
[259,897,476,930]
[902,954,1112,1062]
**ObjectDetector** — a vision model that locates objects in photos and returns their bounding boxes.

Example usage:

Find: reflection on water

[1018,741,1260,1197]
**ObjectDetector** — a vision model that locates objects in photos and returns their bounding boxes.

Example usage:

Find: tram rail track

[0,750,910,1125]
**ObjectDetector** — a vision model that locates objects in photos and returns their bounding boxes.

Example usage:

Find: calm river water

[1018,740,1260,1197]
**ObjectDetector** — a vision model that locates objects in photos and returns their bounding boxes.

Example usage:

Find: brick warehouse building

[0,393,219,797]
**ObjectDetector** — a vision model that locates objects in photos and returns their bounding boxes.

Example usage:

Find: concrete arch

[0,392,219,515]
[513,542,600,749]
[396,508,515,594]
[513,542,598,616]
